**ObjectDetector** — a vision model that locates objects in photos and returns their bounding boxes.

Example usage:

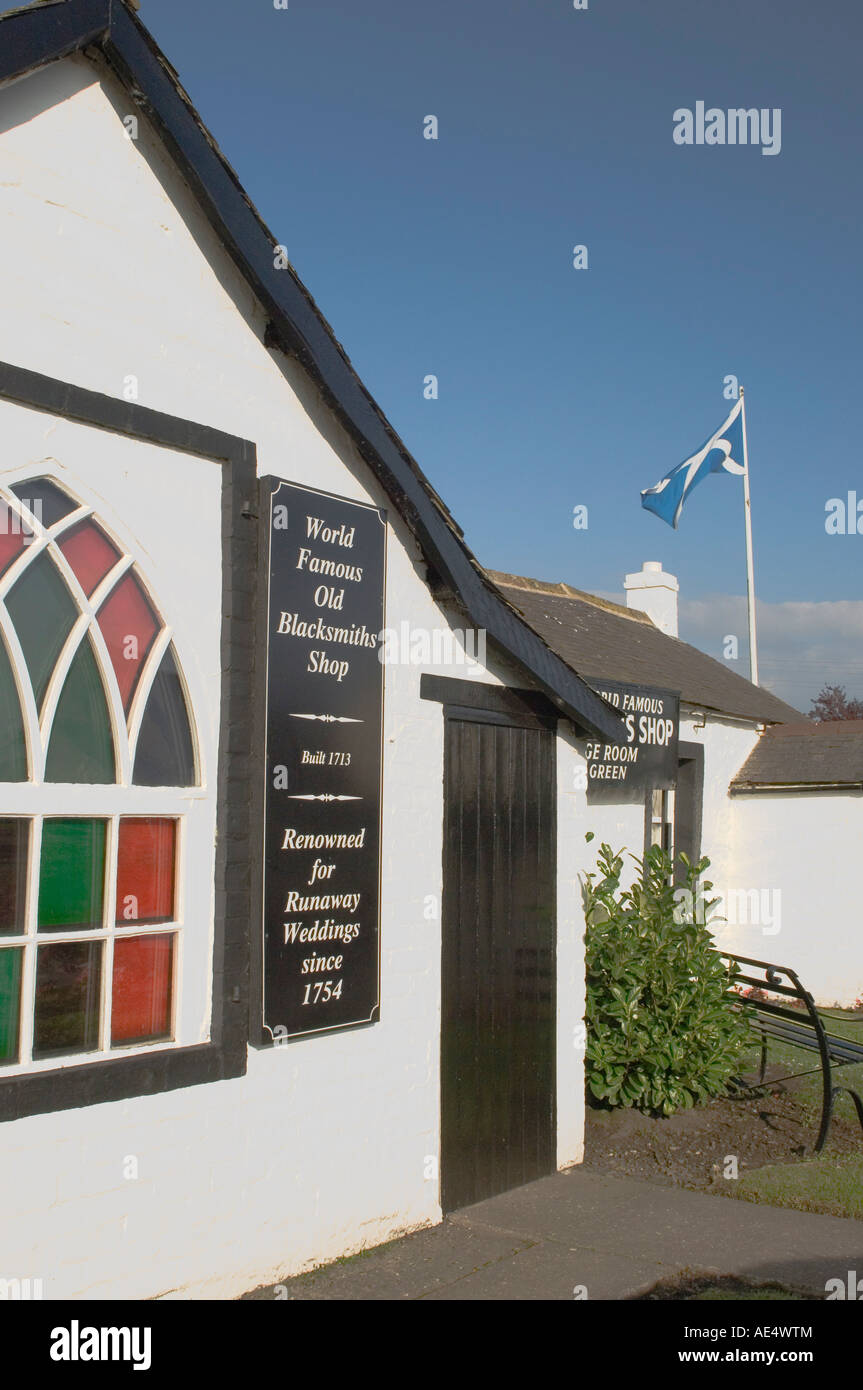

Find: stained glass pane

[97,572,160,712]
[111,933,174,1045]
[44,638,116,784]
[10,477,77,529]
[0,820,28,936]
[116,819,176,925]
[5,551,78,713]
[58,520,120,597]
[0,949,22,1062]
[0,632,27,781]
[0,499,34,576]
[38,819,106,931]
[0,528,26,577]
[32,940,101,1059]
[133,646,197,787]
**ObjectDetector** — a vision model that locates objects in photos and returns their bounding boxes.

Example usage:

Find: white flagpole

[739,386,759,685]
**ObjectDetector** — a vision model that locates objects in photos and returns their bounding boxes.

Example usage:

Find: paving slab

[243,1166,863,1300]
[243,1220,539,1301]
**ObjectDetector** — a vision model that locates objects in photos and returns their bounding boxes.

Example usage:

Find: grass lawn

[732,1154,863,1220]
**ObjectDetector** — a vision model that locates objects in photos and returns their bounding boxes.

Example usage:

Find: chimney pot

[624,561,679,637]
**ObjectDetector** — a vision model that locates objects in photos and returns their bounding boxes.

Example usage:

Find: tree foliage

[807,684,863,722]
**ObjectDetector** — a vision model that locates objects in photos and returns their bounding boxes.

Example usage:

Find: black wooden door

[441,708,557,1213]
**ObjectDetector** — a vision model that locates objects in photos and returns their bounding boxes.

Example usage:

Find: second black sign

[583,677,680,803]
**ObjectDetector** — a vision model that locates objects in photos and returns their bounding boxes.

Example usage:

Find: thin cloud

[594,591,863,712]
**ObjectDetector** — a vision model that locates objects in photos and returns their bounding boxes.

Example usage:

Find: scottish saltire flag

[641,398,746,529]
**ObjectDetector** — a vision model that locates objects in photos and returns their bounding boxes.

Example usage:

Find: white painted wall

[716,791,863,1007]
[0,56,590,1298]
[556,730,645,1166]
[677,712,863,1005]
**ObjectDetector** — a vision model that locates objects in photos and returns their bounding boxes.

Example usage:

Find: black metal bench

[720,952,863,1152]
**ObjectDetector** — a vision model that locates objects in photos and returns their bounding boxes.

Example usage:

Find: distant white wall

[717,790,863,1007]
[682,711,862,1005]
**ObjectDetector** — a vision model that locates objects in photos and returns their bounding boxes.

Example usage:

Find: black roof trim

[0,0,109,85]
[729,782,863,796]
[0,0,624,742]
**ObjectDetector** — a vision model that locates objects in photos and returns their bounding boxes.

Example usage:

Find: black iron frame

[722,952,863,1153]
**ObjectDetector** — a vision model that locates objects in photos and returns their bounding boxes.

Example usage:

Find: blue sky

[17,0,863,708]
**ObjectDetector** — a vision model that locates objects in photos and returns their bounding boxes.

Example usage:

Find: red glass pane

[0,527,26,576]
[97,572,161,711]
[116,818,176,924]
[58,520,119,597]
[111,933,174,1044]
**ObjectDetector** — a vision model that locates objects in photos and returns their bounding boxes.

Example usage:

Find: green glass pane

[0,633,27,781]
[6,551,78,713]
[33,940,101,1059]
[38,819,106,931]
[45,638,116,784]
[0,819,29,935]
[0,948,22,1062]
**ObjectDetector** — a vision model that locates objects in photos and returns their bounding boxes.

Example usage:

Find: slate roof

[487,572,804,725]
[0,0,627,741]
[730,721,863,790]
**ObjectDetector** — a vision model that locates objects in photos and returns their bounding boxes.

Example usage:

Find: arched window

[0,475,202,1068]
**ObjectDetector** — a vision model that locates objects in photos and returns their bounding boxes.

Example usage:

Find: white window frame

[648,786,675,856]
[0,475,215,1075]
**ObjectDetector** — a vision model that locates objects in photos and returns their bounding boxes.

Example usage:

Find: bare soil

[583,1074,863,1191]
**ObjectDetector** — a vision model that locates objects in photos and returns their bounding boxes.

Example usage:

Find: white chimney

[624,561,679,637]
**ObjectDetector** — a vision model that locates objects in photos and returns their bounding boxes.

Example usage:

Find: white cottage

[728,720,863,1006]
[0,0,632,1299]
[490,568,863,1008]
[1,1,852,1306]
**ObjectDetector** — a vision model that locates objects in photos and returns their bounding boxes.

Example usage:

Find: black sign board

[261,479,386,1040]
[583,678,680,804]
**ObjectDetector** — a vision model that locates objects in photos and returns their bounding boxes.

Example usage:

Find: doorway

[440,706,557,1212]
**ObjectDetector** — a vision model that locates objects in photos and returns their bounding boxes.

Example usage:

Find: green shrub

[583,836,751,1115]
